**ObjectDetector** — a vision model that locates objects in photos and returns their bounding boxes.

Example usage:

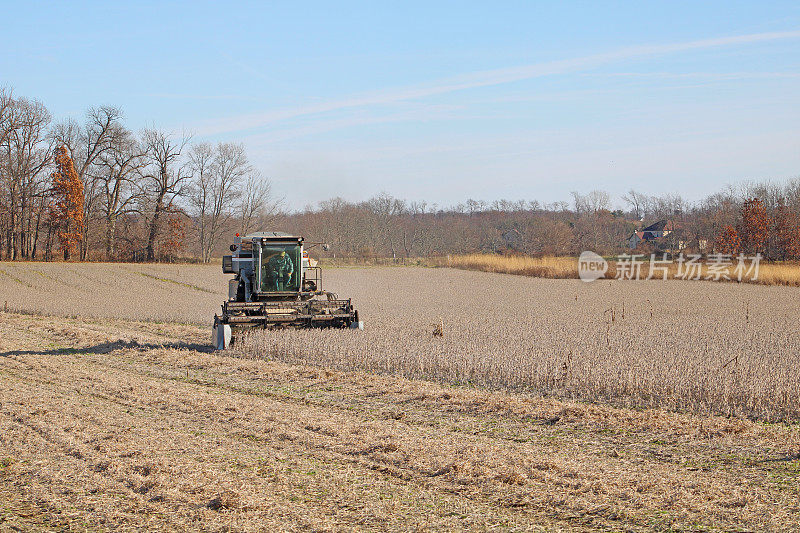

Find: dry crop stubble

[244,267,800,422]
[2,269,800,530]
[0,261,227,323]
[0,311,798,531]
[3,261,800,421]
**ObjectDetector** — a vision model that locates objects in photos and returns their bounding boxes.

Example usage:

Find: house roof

[641,219,680,232]
[642,220,668,232]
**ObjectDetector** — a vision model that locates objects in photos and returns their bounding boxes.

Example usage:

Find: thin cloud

[585,71,800,80]
[194,30,800,137]
[147,92,258,101]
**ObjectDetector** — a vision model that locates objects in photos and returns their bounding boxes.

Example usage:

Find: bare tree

[189,142,248,262]
[571,190,611,251]
[313,197,351,253]
[587,190,611,214]
[93,126,147,259]
[0,87,12,146]
[571,190,610,216]
[141,129,191,261]
[400,201,428,258]
[240,170,280,235]
[622,189,648,220]
[0,88,12,260]
[0,96,52,259]
[52,107,123,181]
[365,193,406,259]
[187,143,214,260]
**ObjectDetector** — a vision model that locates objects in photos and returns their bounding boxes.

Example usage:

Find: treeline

[275,183,800,260]
[0,88,278,262]
[3,87,799,262]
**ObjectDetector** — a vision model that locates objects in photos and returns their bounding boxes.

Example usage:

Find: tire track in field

[0,359,548,529]
[0,357,549,531]
[84,355,787,532]
[0,354,743,532]
[121,265,217,294]
[0,367,370,532]
[79,344,784,480]
[2,313,798,531]
[0,377,196,531]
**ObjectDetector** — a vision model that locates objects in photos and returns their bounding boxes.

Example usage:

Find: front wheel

[212,318,232,349]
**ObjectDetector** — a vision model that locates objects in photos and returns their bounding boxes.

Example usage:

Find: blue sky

[2,1,800,209]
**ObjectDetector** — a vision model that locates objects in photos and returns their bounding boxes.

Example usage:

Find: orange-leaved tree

[50,146,84,260]
[715,224,740,254]
[737,198,770,255]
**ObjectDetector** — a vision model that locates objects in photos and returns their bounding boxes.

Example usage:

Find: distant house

[627,220,677,250]
[627,220,710,253]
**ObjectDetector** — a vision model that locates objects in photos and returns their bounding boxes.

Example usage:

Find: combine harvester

[212,232,362,349]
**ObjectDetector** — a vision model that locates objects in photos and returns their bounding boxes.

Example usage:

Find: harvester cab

[212,232,362,349]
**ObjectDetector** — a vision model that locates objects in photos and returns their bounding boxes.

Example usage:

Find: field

[244,268,800,423]
[0,262,223,323]
[1,262,800,531]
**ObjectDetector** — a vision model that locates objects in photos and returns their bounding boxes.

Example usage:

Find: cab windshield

[259,244,301,292]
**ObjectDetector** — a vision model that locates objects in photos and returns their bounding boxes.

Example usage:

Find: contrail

[196,30,800,136]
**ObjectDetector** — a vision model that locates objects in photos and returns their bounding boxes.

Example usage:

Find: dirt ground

[1,311,799,532]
